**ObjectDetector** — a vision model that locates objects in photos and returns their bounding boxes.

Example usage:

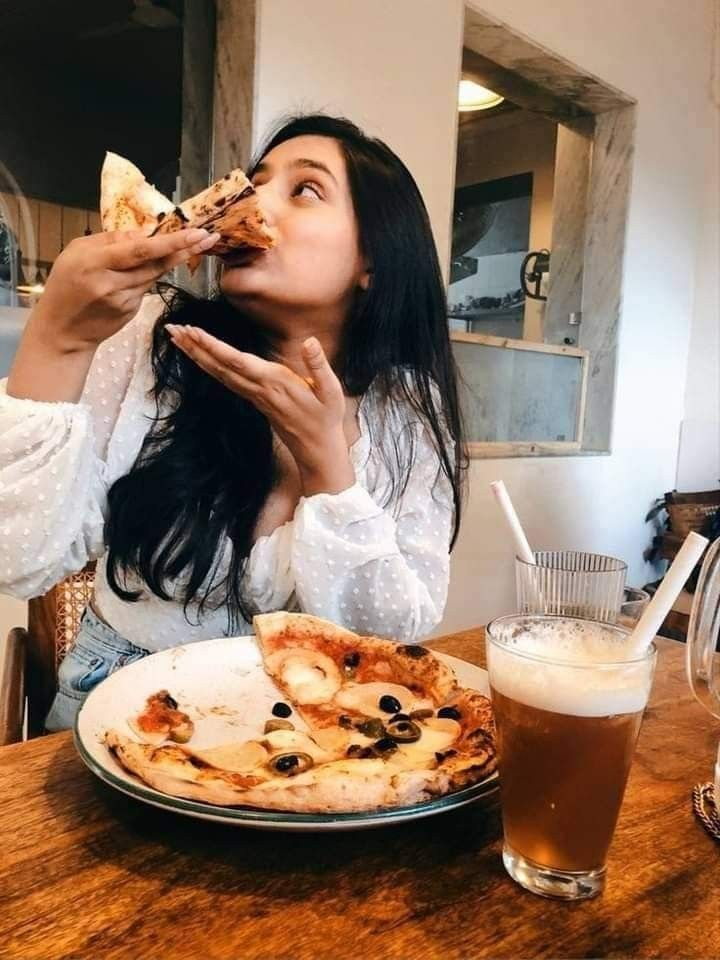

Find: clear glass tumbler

[486,614,657,900]
[618,586,651,627]
[516,550,627,623]
[686,536,720,802]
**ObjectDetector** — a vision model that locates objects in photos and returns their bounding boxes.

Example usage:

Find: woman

[0,115,465,730]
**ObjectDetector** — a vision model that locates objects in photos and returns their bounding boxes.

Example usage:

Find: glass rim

[515,551,628,574]
[486,613,657,668]
[623,586,650,601]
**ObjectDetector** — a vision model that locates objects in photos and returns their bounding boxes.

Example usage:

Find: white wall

[677,44,720,492]
[445,0,718,630]
[254,0,718,632]
[0,595,26,640]
[254,0,464,279]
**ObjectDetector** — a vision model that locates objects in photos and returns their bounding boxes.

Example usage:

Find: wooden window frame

[451,331,589,458]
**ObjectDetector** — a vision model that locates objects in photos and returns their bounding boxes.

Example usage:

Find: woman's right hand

[31,227,219,354]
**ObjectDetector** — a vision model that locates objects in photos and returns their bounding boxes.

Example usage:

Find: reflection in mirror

[450,81,574,452]
[449,30,636,457]
[452,96,558,350]
[449,172,533,340]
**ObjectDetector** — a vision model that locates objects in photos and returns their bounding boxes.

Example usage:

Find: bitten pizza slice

[99,152,275,273]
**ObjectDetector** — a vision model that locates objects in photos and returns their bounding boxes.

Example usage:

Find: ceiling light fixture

[458,79,504,112]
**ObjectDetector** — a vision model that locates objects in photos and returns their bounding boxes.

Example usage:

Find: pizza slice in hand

[99,152,275,272]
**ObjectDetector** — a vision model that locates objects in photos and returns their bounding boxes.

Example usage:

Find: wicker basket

[54,568,96,667]
[665,490,720,538]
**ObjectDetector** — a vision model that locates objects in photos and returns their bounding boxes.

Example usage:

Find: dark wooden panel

[0,627,26,745]
[179,0,216,294]
[25,590,58,737]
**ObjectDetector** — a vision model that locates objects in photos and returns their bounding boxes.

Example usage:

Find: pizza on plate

[99,151,275,271]
[105,613,496,814]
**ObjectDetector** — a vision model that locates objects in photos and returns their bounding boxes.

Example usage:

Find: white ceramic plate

[74,636,498,831]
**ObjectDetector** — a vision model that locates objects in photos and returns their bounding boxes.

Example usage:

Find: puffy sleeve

[0,295,163,599]
[290,415,455,643]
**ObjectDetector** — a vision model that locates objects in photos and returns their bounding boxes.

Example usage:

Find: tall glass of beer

[486,614,657,900]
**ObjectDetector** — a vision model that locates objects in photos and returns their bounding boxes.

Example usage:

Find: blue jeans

[45,606,150,732]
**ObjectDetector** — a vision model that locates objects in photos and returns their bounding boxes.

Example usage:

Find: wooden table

[1,631,718,960]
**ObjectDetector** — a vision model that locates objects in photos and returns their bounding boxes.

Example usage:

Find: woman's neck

[268,329,341,377]
[227,293,351,378]
[253,307,345,377]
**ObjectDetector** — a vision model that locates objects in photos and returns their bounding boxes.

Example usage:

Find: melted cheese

[192,741,268,773]
[311,726,351,755]
[262,729,335,764]
[388,717,461,770]
[265,649,342,705]
[127,717,167,745]
[333,682,433,718]
[415,716,461,747]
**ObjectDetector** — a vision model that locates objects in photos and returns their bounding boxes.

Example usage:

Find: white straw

[490,480,535,564]
[625,531,709,656]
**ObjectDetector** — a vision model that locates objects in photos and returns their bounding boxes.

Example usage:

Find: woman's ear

[359,267,373,291]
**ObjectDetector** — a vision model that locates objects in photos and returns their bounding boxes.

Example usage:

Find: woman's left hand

[165,324,355,496]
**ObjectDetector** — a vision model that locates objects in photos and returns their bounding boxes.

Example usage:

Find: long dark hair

[105,114,466,629]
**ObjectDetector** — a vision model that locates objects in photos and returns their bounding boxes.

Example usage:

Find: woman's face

[219,135,369,324]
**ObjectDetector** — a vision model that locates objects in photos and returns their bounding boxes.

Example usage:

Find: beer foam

[487,618,653,717]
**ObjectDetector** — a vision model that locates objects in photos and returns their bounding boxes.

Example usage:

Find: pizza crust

[100,152,175,232]
[105,730,496,814]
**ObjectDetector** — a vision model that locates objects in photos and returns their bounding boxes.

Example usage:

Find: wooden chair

[0,564,95,744]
